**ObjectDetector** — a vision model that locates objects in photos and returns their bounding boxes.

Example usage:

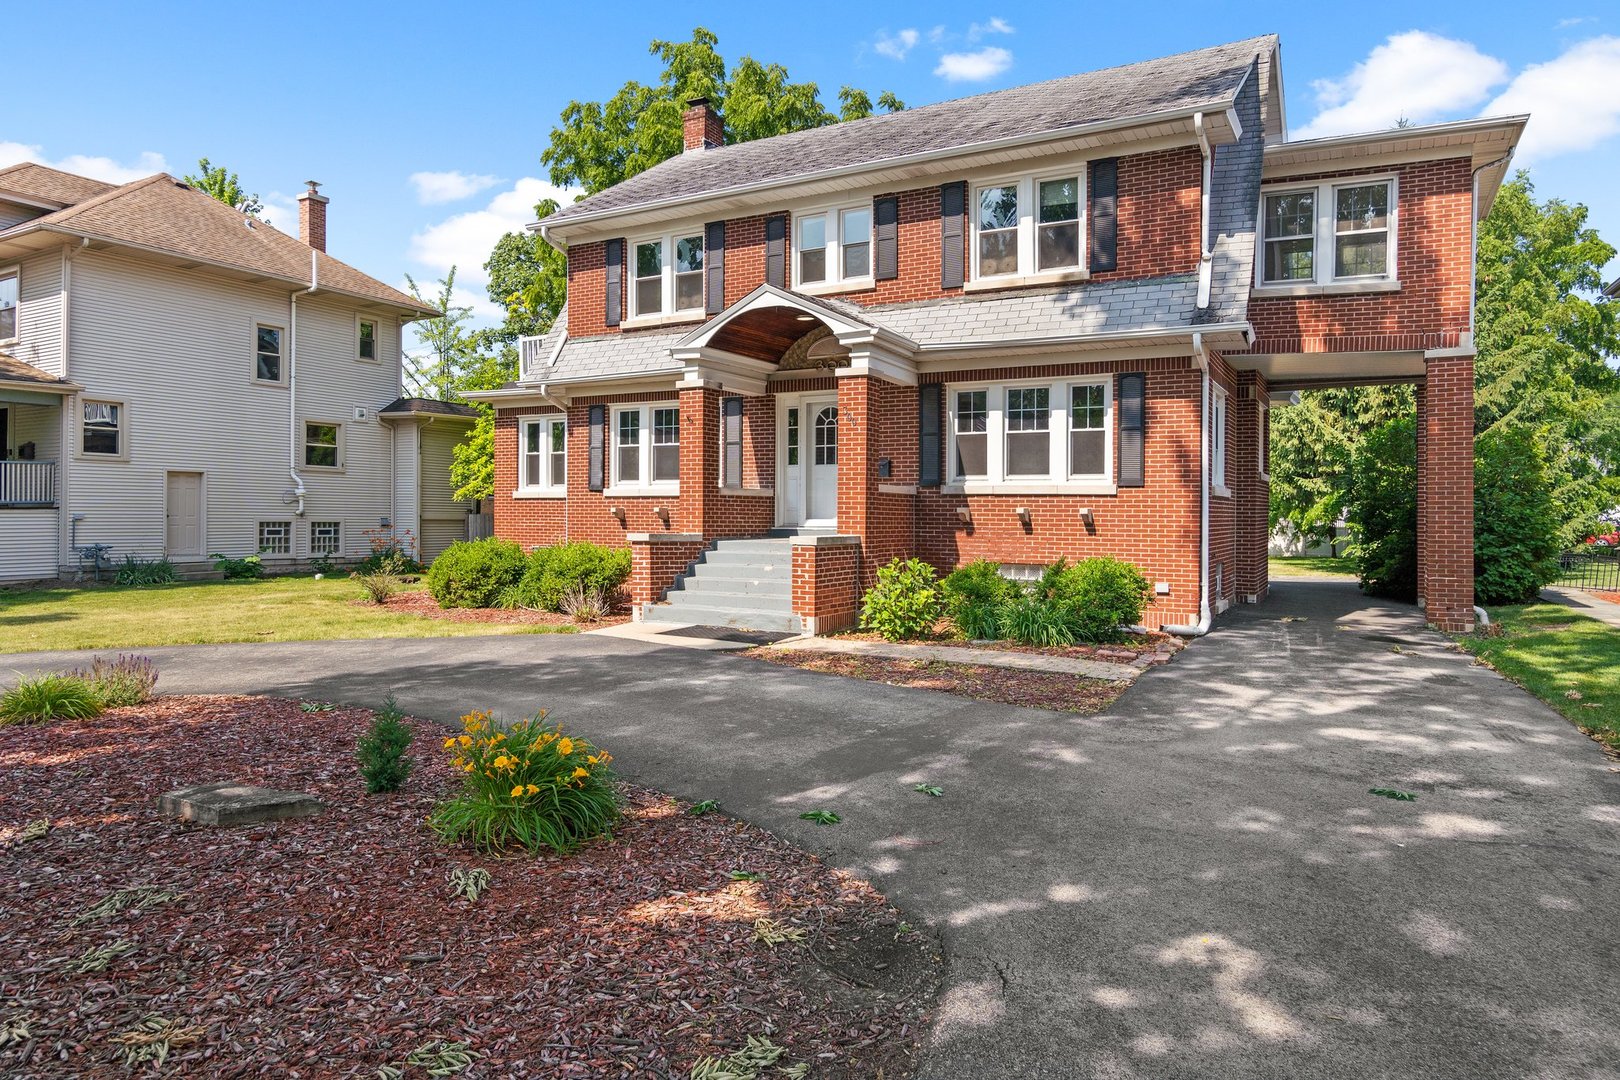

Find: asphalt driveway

[9,580,1619,1078]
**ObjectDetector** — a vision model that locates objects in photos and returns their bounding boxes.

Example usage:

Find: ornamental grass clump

[66,654,159,708]
[428,709,619,854]
[0,673,104,726]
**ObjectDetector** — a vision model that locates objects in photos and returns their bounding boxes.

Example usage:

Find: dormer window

[794,204,873,290]
[971,172,1086,282]
[631,233,704,320]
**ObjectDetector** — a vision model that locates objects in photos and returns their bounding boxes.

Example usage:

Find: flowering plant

[1583,531,1620,548]
[427,709,618,853]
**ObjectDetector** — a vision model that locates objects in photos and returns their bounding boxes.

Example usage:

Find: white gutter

[1163,332,1213,637]
[1193,112,1215,310]
[288,248,318,518]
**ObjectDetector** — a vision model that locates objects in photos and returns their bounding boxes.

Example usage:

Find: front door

[166,472,203,557]
[806,402,838,525]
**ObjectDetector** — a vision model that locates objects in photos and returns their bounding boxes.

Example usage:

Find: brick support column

[1233,371,1270,603]
[790,536,861,634]
[835,374,917,589]
[679,386,722,538]
[1418,355,1474,632]
[627,533,708,616]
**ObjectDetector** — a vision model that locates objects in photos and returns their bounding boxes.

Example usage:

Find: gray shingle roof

[1196,57,1265,325]
[867,277,1204,348]
[547,36,1276,227]
[533,325,687,385]
[380,397,479,419]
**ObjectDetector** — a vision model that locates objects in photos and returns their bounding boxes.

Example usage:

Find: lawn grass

[1458,601,1620,751]
[0,576,570,654]
[1268,555,1358,579]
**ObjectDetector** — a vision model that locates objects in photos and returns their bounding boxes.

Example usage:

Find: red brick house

[469,36,1523,635]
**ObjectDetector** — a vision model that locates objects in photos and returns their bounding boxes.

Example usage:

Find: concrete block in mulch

[159,783,323,827]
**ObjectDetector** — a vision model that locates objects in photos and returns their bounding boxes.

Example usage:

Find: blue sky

[7,1,1618,355]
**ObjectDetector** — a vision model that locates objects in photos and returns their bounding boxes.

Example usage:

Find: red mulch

[0,697,939,1078]
[360,589,630,628]
[749,651,1128,713]
[1594,592,1620,607]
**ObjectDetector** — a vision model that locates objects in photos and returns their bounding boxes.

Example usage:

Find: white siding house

[0,162,474,581]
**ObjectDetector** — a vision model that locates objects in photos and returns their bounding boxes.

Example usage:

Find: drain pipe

[1193,112,1215,310]
[288,249,318,518]
[1164,332,1213,637]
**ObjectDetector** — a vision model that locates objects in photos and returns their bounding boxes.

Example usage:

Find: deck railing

[518,334,548,378]
[0,460,57,508]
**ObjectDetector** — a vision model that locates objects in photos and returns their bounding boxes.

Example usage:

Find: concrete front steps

[171,560,226,583]
[640,536,802,634]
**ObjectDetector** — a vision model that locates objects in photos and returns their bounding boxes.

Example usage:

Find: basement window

[258,520,291,556]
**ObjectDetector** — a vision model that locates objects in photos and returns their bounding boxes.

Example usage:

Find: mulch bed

[1594,592,1620,607]
[361,589,630,629]
[828,627,1182,666]
[0,697,939,1078]
[749,651,1128,713]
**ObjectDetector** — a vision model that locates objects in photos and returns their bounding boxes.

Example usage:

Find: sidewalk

[1543,586,1620,630]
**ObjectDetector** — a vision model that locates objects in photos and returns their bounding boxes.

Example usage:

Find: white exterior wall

[418,420,471,561]
[62,248,407,566]
[0,510,57,579]
[0,202,40,231]
[389,420,421,558]
[12,249,64,376]
[8,402,60,458]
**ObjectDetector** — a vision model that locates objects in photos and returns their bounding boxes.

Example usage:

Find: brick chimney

[297,180,328,252]
[682,98,723,153]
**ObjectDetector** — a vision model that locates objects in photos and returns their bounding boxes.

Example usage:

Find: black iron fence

[1556,549,1620,592]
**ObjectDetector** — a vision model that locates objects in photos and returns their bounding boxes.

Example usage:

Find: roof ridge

[34,172,174,226]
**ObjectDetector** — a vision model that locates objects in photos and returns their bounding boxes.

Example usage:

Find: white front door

[806,401,839,525]
[166,472,203,557]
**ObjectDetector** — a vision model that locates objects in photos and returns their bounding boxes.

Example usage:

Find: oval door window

[814,406,838,465]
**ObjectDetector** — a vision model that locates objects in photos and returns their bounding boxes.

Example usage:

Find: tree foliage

[1474,425,1562,604]
[403,268,477,402]
[183,158,263,216]
[1347,417,1418,600]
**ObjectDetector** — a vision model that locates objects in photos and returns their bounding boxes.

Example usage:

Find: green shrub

[860,557,944,641]
[428,709,619,854]
[1038,557,1152,643]
[114,556,176,587]
[1347,417,1418,600]
[1475,425,1562,605]
[0,674,103,725]
[66,655,158,707]
[502,542,631,612]
[952,599,1004,640]
[211,553,264,579]
[941,560,1018,611]
[356,696,415,794]
[998,593,1076,647]
[426,538,526,608]
[353,571,401,605]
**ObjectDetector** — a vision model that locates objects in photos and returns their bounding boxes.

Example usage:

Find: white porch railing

[518,334,549,378]
[0,460,57,508]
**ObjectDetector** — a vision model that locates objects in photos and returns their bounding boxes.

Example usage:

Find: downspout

[59,239,88,572]
[1164,332,1213,637]
[1193,112,1215,310]
[537,382,570,542]
[288,249,318,518]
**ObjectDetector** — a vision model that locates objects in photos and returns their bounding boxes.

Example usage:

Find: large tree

[183,158,264,216]
[403,268,476,402]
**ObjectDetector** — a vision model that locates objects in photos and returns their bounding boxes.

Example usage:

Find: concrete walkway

[772,634,1143,681]
[1544,585,1620,629]
[7,580,1618,1078]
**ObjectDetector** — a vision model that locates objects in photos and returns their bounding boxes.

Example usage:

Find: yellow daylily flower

[511,784,525,798]
[443,738,456,750]
[525,784,540,796]
[458,735,473,747]
[572,767,589,780]
[557,737,574,756]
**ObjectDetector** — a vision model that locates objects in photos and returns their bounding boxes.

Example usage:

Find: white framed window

[946,377,1112,488]
[1259,177,1397,286]
[793,203,874,290]
[630,232,704,319]
[258,520,291,555]
[311,520,341,555]
[971,170,1087,282]
[610,402,680,492]
[254,323,285,384]
[519,415,566,492]
[81,399,124,457]
[357,317,378,362]
[304,421,342,469]
[0,266,17,342]
[1210,386,1229,493]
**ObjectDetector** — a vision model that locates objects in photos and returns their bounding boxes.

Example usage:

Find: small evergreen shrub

[502,542,631,612]
[941,560,1018,611]
[67,655,158,707]
[114,556,176,587]
[211,553,264,579]
[0,674,103,725]
[428,709,619,854]
[997,593,1077,647]
[1474,425,1561,605]
[1348,417,1418,600]
[1038,557,1153,643]
[426,538,526,608]
[356,696,415,794]
[859,557,945,641]
[952,599,1004,641]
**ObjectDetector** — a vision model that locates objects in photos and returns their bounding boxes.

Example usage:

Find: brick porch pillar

[835,374,917,589]
[1234,371,1270,603]
[1417,354,1475,632]
[678,385,721,539]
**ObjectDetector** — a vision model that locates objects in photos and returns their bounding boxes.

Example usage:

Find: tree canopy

[183,158,263,216]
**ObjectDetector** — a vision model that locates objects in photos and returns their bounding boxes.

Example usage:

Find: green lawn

[0,576,570,654]
[1268,555,1358,579]
[1459,602,1620,751]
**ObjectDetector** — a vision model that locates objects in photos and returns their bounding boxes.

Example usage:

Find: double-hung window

[947,379,1112,487]
[82,400,122,456]
[972,172,1086,281]
[304,421,341,468]
[255,324,285,383]
[1069,384,1107,477]
[519,415,566,492]
[1210,386,1229,493]
[953,390,988,478]
[0,267,17,341]
[794,204,873,288]
[1004,387,1051,477]
[357,318,377,361]
[1259,178,1396,286]
[631,233,705,319]
[611,403,680,491]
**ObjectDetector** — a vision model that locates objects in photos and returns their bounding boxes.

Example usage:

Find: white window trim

[252,320,288,386]
[943,375,1115,495]
[78,397,127,461]
[303,419,345,472]
[356,314,379,363]
[515,414,567,499]
[606,401,680,495]
[0,264,19,345]
[1254,174,1399,292]
[625,232,707,326]
[968,168,1089,287]
[792,201,876,295]
[1210,385,1230,497]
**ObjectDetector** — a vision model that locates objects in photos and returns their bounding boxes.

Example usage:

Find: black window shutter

[765,215,786,288]
[1116,372,1145,488]
[1089,159,1119,273]
[603,239,623,327]
[722,397,744,486]
[874,196,899,281]
[939,181,966,289]
[918,383,942,487]
[588,404,605,492]
[705,220,725,315]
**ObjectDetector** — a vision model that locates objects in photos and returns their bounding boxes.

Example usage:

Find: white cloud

[408,170,503,206]
[935,46,1013,83]
[1485,36,1620,160]
[874,28,919,61]
[258,190,300,231]
[968,17,1014,41]
[0,142,168,184]
[1293,31,1508,140]
[928,25,947,45]
[1556,16,1593,29]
